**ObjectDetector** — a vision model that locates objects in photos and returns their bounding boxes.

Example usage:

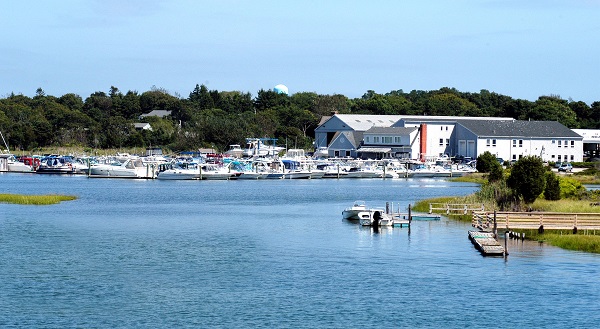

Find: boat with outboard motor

[342,200,368,220]
[358,209,394,227]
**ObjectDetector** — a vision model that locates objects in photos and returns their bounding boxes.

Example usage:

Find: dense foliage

[1,85,598,152]
[507,156,547,204]
[544,172,561,201]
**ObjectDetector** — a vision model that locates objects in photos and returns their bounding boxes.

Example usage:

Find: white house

[455,120,583,163]
[314,114,402,158]
[359,126,420,159]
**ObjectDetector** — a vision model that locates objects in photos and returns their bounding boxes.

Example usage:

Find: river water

[1,174,599,328]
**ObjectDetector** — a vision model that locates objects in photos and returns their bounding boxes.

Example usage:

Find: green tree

[507,156,546,204]
[476,151,497,173]
[544,171,561,200]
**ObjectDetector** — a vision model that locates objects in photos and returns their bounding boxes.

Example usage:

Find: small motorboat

[358,209,394,227]
[342,200,367,220]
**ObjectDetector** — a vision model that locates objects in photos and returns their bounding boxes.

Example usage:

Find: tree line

[1,85,599,153]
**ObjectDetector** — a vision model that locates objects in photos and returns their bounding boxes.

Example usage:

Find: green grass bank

[0,193,77,205]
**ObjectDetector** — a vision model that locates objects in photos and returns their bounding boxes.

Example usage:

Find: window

[374,136,380,143]
[383,136,392,143]
[512,140,516,147]
[439,138,444,146]
[446,139,450,146]
[551,155,555,159]
[552,140,555,144]
[558,140,561,148]
[446,126,448,131]
[486,139,491,147]
[571,141,575,148]
[394,137,401,143]
[558,155,562,162]
[519,140,523,147]
[492,139,496,147]
[570,155,574,161]
[365,136,370,143]
[345,151,351,157]
[440,126,443,131]
[512,155,517,160]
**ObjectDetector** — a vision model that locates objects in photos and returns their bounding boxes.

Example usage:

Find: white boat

[243,138,285,157]
[225,144,244,158]
[157,162,201,180]
[0,154,34,172]
[358,209,394,226]
[36,156,76,174]
[198,164,239,180]
[89,158,155,178]
[409,163,452,178]
[342,200,367,220]
[281,159,312,179]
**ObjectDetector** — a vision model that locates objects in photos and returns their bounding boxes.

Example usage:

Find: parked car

[558,163,572,172]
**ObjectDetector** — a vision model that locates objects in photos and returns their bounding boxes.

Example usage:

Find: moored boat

[342,200,367,220]
[358,209,394,226]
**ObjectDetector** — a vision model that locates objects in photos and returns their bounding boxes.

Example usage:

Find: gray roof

[365,127,418,135]
[458,120,582,138]
[329,114,403,131]
[140,110,171,118]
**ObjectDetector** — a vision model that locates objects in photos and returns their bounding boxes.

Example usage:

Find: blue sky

[1,0,599,103]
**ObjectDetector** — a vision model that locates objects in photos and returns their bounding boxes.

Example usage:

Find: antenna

[0,130,9,153]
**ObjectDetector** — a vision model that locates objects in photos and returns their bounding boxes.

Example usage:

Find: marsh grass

[0,193,77,205]
[511,229,600,253]
[531,199,600,213]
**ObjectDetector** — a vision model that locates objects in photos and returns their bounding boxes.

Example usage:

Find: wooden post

[493,210,497,238]
[464,204,468,215]
[408,204,412,223]
[429,203,432,214]
[504,231,509,257]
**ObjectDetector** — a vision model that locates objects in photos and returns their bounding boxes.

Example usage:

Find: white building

[314,114,584,162]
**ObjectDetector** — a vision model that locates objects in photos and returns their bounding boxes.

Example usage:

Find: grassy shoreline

[0,193,77,205]
[415,174,600,253]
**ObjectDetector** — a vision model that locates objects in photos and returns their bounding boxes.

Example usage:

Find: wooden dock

[473,211,600,233]
[468,231,506,256]
[430,203,484,215]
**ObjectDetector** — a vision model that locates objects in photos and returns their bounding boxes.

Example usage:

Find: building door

[467,141,476,158]
[458,140,466,156]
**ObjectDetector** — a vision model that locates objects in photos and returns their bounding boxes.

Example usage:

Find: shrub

[544,172,561,200]
[507,156,546,204]
[476,151,498,173]
[559,176,585,199]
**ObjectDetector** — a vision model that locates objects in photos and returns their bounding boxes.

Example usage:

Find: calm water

[1,174,599,328]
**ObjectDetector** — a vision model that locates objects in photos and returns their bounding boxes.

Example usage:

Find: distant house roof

[398,115,514,123]
[140,110,171,118]
[458,120,582,139]
[330,131,363,149]
[364,127,418,135]
[134,123,152,130]
[325,114,403,131]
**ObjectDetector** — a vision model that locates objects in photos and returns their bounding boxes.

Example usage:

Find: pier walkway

[473,211,600,233]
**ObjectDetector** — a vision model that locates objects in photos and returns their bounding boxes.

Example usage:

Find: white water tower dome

[273,84,289,95]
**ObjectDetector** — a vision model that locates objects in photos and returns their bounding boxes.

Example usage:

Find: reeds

[0,193,77,205]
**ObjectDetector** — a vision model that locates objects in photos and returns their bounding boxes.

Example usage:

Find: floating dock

[468,231,506,256]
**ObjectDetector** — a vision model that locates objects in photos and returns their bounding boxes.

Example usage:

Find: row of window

[365,136,402,144]
[484,139,576,148]
[553,140,575,148]
[439,138,450,146]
